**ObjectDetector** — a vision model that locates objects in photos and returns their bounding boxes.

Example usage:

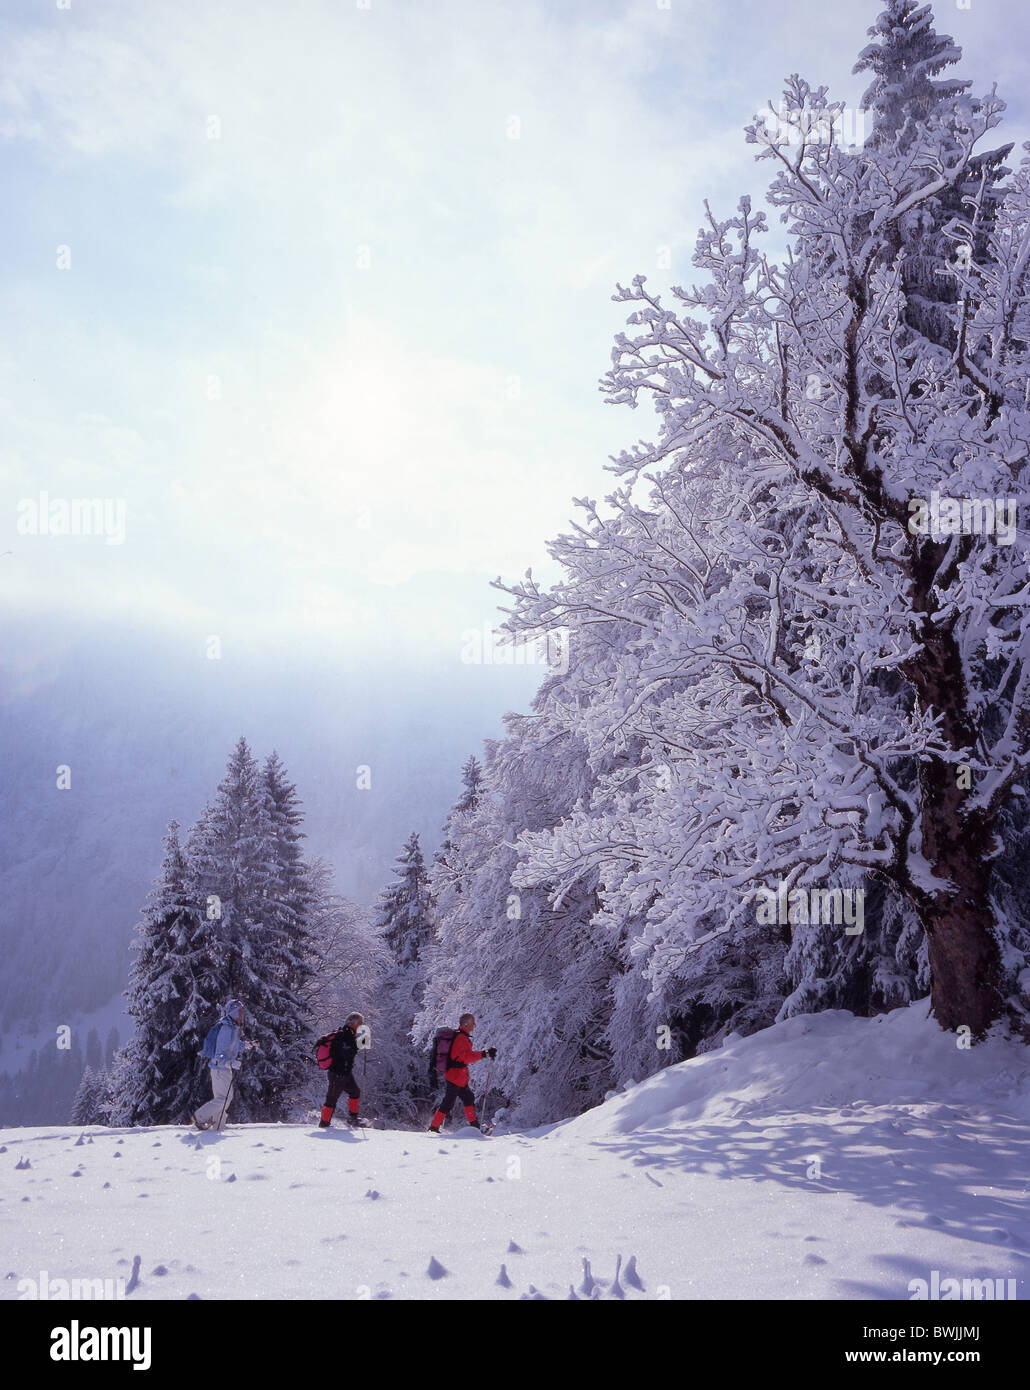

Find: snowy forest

[55,0,1030,1136]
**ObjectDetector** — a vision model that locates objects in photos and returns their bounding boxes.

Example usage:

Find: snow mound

[553,1000,1030,1139]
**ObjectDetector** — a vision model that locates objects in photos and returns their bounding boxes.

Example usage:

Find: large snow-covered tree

[496,23,1030,1043]
[115,741,320,1124]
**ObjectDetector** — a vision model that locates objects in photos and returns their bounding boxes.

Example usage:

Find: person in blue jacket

[194,999,251,1131]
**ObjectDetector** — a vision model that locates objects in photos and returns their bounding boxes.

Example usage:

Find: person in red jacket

[429,1013,496,1133]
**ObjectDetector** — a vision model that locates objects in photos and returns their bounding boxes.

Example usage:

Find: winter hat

[225,999,244,1018]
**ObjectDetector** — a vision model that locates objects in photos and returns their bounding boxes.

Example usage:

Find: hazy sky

[1,0,1028,681]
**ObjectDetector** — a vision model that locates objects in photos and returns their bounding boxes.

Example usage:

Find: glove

[486,1046,497,1060]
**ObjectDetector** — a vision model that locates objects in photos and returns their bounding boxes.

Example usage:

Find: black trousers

[437,1080,475,1116]
[324,1070,360,1107]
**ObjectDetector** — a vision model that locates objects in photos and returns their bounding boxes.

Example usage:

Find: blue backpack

[201,1022,222,1061]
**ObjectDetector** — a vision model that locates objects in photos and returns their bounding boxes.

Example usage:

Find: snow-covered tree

[118,820,212,1125]
[375,832,432,965]
[186,738,315,1120]
[417,688,624,1125]
[302,858,384,1030]
[371,833,436,1122]
[496,37,1030,1045]
[70,1066,105,1126]
[115,741,320,1125]
[854,0,1012,347]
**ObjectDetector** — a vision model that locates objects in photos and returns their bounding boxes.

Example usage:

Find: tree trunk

[906,565,1004,1036]
[919,753,1003,1036]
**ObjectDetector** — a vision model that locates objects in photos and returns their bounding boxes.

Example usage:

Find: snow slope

[2,1001,1027,1300]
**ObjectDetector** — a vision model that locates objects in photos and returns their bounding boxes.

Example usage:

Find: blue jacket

[206,1017,245,1070]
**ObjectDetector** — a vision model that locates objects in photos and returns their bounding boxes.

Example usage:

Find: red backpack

[314,1031,341,1070]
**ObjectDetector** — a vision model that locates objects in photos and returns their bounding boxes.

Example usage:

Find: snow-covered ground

[2,1001,1028,1300]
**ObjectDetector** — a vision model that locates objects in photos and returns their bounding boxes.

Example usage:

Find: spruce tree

[119,820,212,1125]
[372,833,435,1122]
[854,0,1012,346]
[375,833,432,966]
[70,1066,102,1126]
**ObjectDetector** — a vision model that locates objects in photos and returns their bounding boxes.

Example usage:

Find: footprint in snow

[804,1254,827,1266]
[507,1240,524,1254]
[15,1158,31,1170]
[151,1266,169,1276]
[426,1257,449,1280]
[496,1265,513,1288]
[624,1255,644,1290]
[365,1190,381,1200]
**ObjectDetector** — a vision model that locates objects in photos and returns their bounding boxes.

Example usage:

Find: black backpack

[428,1027,457,1078]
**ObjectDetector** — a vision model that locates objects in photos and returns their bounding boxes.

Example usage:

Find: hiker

[194,998,251,1131]
[318,1012,367,1128]
[429,1013,496,1133]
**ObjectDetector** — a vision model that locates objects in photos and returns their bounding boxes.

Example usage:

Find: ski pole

[480,1060,493,1129]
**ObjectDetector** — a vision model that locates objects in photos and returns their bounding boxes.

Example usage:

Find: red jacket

[444,1027,485,1086]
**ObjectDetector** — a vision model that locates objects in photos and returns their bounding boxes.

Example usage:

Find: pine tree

[116,741,320,1125]
[119,820,212,1125]
[247,751,317,1117]
[70,1066,102,1126]
[854,0,1012,346]
[177,739,313,1120]
[375,833,432,966]
[372,833,435,1121]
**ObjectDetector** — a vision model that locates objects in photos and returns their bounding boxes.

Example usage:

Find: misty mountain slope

[0,614,541,1035]
[3,1002,1027,1301]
